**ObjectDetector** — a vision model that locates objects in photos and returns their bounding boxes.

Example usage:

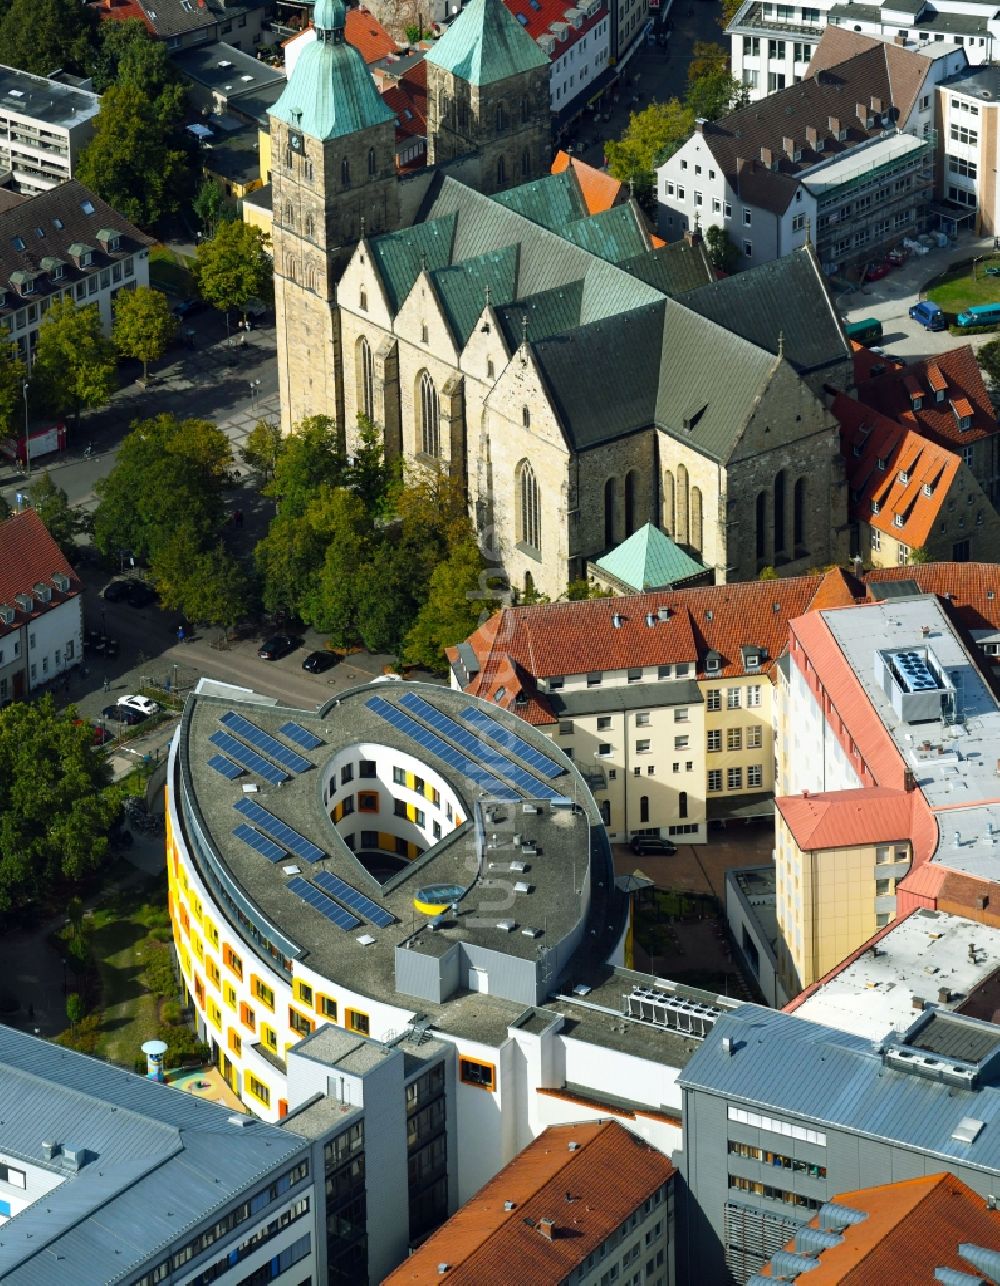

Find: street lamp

[22,380,29,477]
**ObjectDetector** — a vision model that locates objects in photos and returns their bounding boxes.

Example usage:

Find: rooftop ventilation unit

[513,881,532,894]
[658,605,671,620]
[497,919,517,932]
[613,613,623,629]
[624,985,723,1038]
[521,803,541,815]
[510,860,528,873]
[875,646,955,724]
[521,927,542,938]
[952,1117,985,1144]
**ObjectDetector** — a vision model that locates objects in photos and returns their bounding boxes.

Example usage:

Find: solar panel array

[210,731,289,785]
[220,711,313,773]
[279,721,324,751]
[233,797,325,863]
[208,753,243,781]
[233,823,286,864]
[398,691,561,800]
[287,876,361,932]
[366,695,518,801]
[314,870,395,928]
[460,705,563,779]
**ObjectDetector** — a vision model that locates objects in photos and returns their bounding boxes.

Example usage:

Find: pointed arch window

[624,469,638,537]
[521,96,529,124]
[341,157,351,187]
[604,478,616,547]
[358,337,374,422]
[304,213,314,238]
[521,148,531,178]
[496,103,507,131]
[497,156,506,185]
[517,460,541,552]
[367,146,376,177]
[284,201,294,228]
[419,370,439,457]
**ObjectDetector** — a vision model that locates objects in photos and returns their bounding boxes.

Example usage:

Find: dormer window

[934,388,944,403]
[911,395,923,411]
[960,415,972,431]
[871,499,880,514]
[97,228,121,254]
[68,242,94,269]
[893,513,904,528]
[898,469,909,485]
[10,270,35,296]
[923,482,934,497]
[41,256,64,282]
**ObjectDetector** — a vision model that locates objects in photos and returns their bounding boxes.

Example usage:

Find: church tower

[269,0,398,434]
[424,0,551,195]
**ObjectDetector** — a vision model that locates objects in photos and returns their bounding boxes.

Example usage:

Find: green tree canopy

[92,413,232,563]
[978,336,1000,387]
[705,224,741,273]
[31,299,116,430]
[193,221,273,322]
[151,530,252,631]
[112,286,178,381]
[0,696,120,913]
[687,63,744,121]
[0,0,98,78]
[403,538,501,671]
[193,178,230,239]
[605,100,695,201]
[299,489,373,643]
[263,415,348,515]
[688,41,730,82]
[76,79,194,229]
[28,471,81,556]
[240,418,283,486]
[719,0,744,28]
[0,341,27,438]
[90,17,156,93]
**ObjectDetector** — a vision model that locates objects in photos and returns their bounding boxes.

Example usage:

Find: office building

[0,65,100,196]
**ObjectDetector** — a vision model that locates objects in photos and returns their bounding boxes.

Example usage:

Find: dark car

[258,634,299,661]
[863,260,892,282]
[302,649,337,673]
[126,580,157,608]
[171,297,207,319]
[629,835,678,856]
[102,703,146,726]
[103,578,137,602]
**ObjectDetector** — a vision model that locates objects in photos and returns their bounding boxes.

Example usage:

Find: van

[844,317,883,345]
[956,303,1000,328]
[908,300,946,331]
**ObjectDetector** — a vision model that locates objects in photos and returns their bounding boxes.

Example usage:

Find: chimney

[938,986,951,1004]
[694,116,707,134]
[782,135,795,159]
[894,31,906,44]
[828,115,841,136]
[856,101,870,125]
[870,95,883,114]
[760,145,773,167]
[805,124,818,149]
[912,995,925,1010]
[903,769,916,792]
[538,1218,556,1241]
[684,225,703,247]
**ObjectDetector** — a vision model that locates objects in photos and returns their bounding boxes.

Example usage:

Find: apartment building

[448,572,860,845]
[658,30,963,272]
[0,65,100,196]
[728,0,992,104]
[95,0,271,53]
[0,179,152,368]
[0,509,82,704]
[510,0,611,118]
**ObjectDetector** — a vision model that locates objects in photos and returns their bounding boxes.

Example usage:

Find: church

[268,0,853,599]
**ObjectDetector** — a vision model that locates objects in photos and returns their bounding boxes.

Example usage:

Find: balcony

[729,0,824,37]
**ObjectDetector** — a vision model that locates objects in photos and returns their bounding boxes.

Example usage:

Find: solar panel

[279,721,324,751]
[208,753,243,781]
[210,731,289,785]
[233,823,286,864]
[314,870,395,928]
[365,695,519,801]
[398,692,562,799]
[460,706,563,778]
[220,711,313,773]
[233,797,326,863]
[287,876,361,931]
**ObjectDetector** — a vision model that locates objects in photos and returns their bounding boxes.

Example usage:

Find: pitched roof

[345,6,398,62]
[620,239,715,297]
[368,211,458,312]
[551,150,624,214]
[864,563,1000,634]
[560,203,650,264]
[383,1121,674,1285]
[424,0,549,85]
[758,1172,1000,1284]
[0,509,79,639]
[853,344,998,448]
[594,522,709,591]
[776,786,918,851]
[382,59,427,148]
[431,244,519,346]
[683,245,849,378]
[492,170,589,232]
[834,391,961,548]
[119,0,216,38]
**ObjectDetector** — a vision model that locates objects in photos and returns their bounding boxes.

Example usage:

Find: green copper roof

[595,523,709,591]
[494,278,585,350]
[314,0,345,29]
[431,244,519,347]
[492,172,587,233]
[424,0,549,85]
[561,206,649,265]
[369,213,458,313]
[269,21,393,141]
[621,241,714,298]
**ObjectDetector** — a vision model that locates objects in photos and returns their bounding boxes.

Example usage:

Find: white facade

[540,3,611,115]
[24,591,81,692]
[0,65,100,196]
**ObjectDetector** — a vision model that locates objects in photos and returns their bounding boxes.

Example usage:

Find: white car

[117,694,160,717]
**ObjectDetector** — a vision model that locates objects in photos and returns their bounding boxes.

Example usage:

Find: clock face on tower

[289,132,304,153]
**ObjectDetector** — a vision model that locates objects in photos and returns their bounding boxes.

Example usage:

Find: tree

[93,414,232,563]
[30,300,116,431]
[719,0,744,29]
[264,415,347,516]
[28,471,81,556]
[0,343,27,438]
[65,992,85,1029]
[978,336,1000,387]
[0,0,98,79]
[240,418,283,486]
[76,79,195,229]
[605,100,695,201]
[193,178,228,239]
[152,534,252,632]
[112,286,178,381]
[403,538,501,670]
[687,64,744,121]
[299,489,373,643]
[193,221,273,324]
[909,547,931,564]
[688,41,730,82]
[0,696,120,913]
[90,17,153,93]
[705,224,741,274]
[563,579,612,601]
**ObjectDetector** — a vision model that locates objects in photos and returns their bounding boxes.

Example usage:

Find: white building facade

[0,65,100,196]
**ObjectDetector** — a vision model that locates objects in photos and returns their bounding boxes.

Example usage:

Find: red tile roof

[834,391,961,549]
[760,1173,1000,1284]
[345,6,398,62]
[776,786,918,851]
[383,60,427,146]
[384,1121,674,1285]
[551,151,624,214]
[504,0,607,50]
[0,508,78,639]
[853,344,998,448]
[92,0,155,33]
[864,563,1000,635]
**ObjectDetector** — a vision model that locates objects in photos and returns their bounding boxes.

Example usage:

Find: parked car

[629,835,678,856]
[302,649,337,673]
[117,694,160,717]
[74,718,113,746]
[909,299,946,331]
[102,703,146,725]
[863,260,892,282]
[888,247,908,267]
[103,578,137,602]
[171,297,207,319]
[258,634,299,660]
[126,580,157,608]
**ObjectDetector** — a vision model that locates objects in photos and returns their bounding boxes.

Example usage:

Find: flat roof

[821,595,1000,881]
[801,133,927,198]
[171,41,285,97]
[793,909,1000,1040]
[0,64,100,129]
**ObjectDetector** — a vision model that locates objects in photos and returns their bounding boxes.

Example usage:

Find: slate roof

[120,0,219,39]
[853,344,999,448]
[619,239,714,297]
[683,245,849,378]
[424,0,549,85]
[383,1121,674,1284]
[759,1173,1000,1284]
[493,278,585,350]
[681,1003,1000,1177]
[594,522,709,590]
[368,211,458,312]
[0,1027,305,1286]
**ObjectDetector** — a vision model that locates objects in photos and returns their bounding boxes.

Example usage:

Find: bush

[161,998,182,1025]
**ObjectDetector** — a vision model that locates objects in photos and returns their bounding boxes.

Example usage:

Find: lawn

[148,244,195,300]
[926,257,1000,312]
